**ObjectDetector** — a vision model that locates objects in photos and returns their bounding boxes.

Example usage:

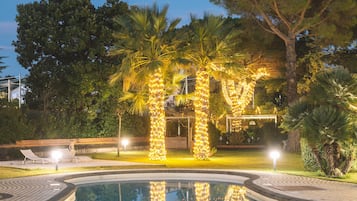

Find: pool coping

[51,169,312,201]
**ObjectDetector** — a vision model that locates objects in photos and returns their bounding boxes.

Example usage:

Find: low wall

[0,136,189,159]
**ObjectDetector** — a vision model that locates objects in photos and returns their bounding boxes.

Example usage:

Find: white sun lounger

[20,149,52,164]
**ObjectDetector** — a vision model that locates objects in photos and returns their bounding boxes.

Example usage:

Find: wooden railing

[0,136,189,149]
[0,137,148,148]
[216,144,266,149]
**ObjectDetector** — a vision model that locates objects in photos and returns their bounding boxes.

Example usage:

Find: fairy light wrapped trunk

[193,68,211,160]
[148,69,167,160]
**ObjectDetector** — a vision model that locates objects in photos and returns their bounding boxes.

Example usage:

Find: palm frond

[119,91,147,115]
[175,93,195,105]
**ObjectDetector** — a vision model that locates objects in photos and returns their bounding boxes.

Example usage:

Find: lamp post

[269,150,280,171]
[51,150,62,171]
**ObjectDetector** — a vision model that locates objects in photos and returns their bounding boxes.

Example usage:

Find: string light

[221,68,269,131]
[148,69,167,160]
[193,69,211,160]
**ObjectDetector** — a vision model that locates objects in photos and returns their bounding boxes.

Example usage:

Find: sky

[0,0,227,77]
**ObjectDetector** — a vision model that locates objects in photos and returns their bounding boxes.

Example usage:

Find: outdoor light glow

[193,69,210,160]
[121,139,129,150]
[269,149,281,171]
[148,70,167,160]
[51,150,62,171]
[269,150,281,159]
[150,181,166,201]
[194,182,210,201]
[51,150,62,162]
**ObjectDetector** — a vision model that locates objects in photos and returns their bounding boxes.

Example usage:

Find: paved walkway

[0,160,357,201]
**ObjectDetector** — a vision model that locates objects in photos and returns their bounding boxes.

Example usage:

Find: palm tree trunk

[341,154,355,174]
[193,69,210,160]
[324,143,336,177]
[148,69,166,160]
[227,80,241,130]
[311,146,329,175]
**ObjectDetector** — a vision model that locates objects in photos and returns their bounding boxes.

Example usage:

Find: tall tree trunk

[285,34,300,152]
[193,68,210,160]
[148,69,166,160]
[285,35,298,105]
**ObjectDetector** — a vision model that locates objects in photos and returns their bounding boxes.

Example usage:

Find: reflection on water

[225,185,248,201]
[75,180,251,201]
[194,182,210,201]
[150,181,166,201]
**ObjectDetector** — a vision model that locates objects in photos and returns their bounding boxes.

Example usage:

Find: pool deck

[0,160,356,201]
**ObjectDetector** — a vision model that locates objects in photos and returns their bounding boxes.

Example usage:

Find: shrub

[300,138,320,171]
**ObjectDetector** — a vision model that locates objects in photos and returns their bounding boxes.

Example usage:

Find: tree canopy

[109,4,181,160]
[211,0,357,103]
[211,0,357,152]
[13,0,130,137]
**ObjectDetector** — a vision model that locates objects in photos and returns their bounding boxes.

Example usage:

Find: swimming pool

[75,180,253,201]
[54,169,292,201]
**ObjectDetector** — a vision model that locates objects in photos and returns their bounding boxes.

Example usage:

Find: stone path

[252,171,357,201]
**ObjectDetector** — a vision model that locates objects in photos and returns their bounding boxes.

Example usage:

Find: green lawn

[1,149,356,183]
[92,150,305,170]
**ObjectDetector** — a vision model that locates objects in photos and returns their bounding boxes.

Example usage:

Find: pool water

[75,180,253,201]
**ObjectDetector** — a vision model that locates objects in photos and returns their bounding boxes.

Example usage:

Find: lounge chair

[20,149,52,164]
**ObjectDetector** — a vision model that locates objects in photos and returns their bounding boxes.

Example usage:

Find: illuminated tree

[110,4,180,160]
[224,185,248,201]
[211,0,357,152]
[222,67,269,130]
[184,15,243,159]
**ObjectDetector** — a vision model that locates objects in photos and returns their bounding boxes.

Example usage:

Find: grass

[92,150,305,170]
[1,149,356,183]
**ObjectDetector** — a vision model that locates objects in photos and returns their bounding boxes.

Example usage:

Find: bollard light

[121,139,129,150]
[269,150,281,171]
[51,150,62,171]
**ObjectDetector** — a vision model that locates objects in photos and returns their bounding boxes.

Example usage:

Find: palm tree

[183,15,243,160]
[281,68,357,177]
[110,4,180,160]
